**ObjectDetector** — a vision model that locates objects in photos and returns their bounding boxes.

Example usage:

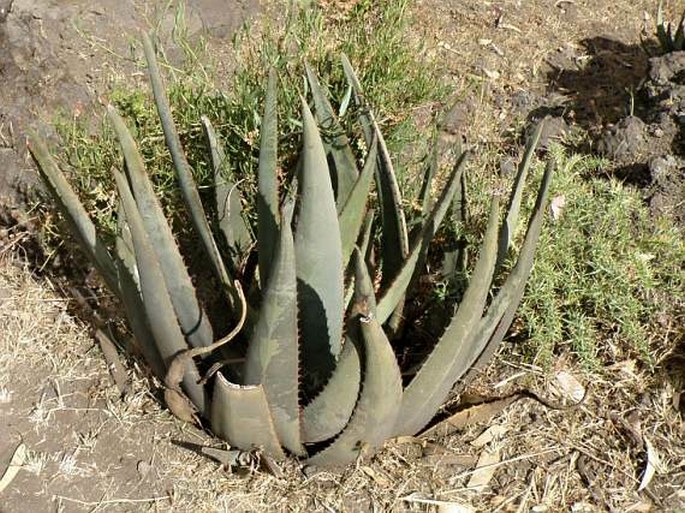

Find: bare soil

[1,1,684,512]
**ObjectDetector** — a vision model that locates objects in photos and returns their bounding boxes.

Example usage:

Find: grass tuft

[516,145,684,370]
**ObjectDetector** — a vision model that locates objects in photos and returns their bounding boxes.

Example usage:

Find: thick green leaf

[343,209,377,310]
[339,135,378,266]
[113,203,165,378]
[376,242,421,325]
[675,7,685,49]
[28,133,119,297]
[394,195,501,436]
[108,106,214,350]
[244,202,303,456]
[112,166,206,415]
[340,53,372,143]
[341,53,409,332]
[373,119,409,290]
[201,116,253,262]
[257,68,280,288]
[498,121,543,265]
[455,160,554,395]
[358,210,375,262]
[341,53,409,277]
[142,33,240,313]
[115,202,137,287]
[307,251,402,466]
[376,152,468,324]
[339,84,352,117]
[305,63,359,210]
[301,338,361,443]
[295,99,345,388]
[422,151,469,240]
[211,373,286,459]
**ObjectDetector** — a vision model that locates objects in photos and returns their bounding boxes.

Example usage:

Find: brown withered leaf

[639,436,664,491]
[550,194,566,221]
[402,493,475,512]
[552,370,585,404]
[200,446,243,467]
[422,443,477,467]
[360,465,392,486]
[95,328,129,396]
[420,394,521,438]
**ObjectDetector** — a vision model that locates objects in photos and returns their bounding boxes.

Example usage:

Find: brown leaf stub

[164,388,198,424]
[164,281,247,423]
[94,329,129,396]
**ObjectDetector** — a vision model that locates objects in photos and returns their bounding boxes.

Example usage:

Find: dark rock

[441,95,478,136]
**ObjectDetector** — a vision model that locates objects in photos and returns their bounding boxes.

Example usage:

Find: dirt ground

[0,0,258,224]
[1,0,684,512]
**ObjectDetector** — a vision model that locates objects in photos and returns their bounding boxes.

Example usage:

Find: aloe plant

[28,34,553,467]
[655,0,685,53]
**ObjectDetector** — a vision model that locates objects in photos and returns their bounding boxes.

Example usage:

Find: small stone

[137,460,152,478]
[648,154,678,182]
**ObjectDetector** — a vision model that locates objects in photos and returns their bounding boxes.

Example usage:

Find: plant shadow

[530,36,658,137]
[529,36,685,192]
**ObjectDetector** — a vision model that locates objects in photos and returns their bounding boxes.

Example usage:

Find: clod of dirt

[646,51,685,106]
[587,46,685,229]
[648,154,685,225]
[596,116,649,163]
[442,95,479,137]
[525,115,570,150]
[649,154,680,182]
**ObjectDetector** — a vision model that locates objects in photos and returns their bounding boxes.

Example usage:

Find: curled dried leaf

[470,425,509,448]
[639,436,664,491]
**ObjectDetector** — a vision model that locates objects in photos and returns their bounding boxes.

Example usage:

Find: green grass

[515,146,684,370]
[427,141,684,372]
